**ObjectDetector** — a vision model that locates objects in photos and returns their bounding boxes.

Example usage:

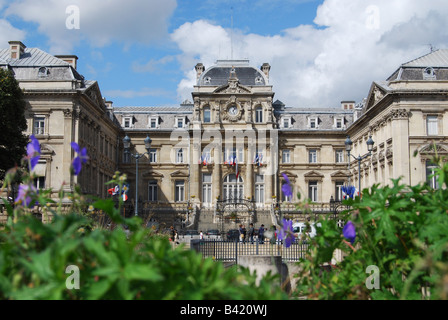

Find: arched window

[203,106,211,123]
[223,174,244,201]
[255,106,263,123]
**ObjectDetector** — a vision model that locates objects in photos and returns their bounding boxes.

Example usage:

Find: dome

[198,60,268,86]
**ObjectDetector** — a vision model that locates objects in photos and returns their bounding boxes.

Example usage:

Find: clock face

[228,105,238,115]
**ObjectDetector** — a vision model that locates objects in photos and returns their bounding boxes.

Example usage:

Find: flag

[108,185,119,196]
[122,184,129,202]
[235,156,239,179]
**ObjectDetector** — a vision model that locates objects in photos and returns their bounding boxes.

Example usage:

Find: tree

[0,68,28,182]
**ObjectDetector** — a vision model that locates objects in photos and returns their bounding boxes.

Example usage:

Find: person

[239,224,244,242]
[242,225,247,244]
[200,230,204,240]
[248,223,255,244]
[258,224,265,244]
[169,226,175,242]
[270,225,277,245]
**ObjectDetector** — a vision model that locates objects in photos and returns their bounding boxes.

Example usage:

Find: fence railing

[191,239,310,264]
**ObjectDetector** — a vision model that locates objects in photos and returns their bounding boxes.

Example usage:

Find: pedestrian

[270,225,277,245]
[242,225,247,244]
[258,224,265,244]
[248,223,255,244]
[169,225,175,242]
[239,224,243,242]
[200,230,204,240]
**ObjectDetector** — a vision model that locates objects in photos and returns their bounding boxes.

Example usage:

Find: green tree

[0,68,28,182]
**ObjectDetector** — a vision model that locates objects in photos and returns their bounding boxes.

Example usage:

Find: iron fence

[192,239,310,264]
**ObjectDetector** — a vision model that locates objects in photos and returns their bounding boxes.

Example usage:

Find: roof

[402,49,448,68]
[0,48,70,67]
[114,106,193,113]
[387,49,448,81]
[198,60,268,86]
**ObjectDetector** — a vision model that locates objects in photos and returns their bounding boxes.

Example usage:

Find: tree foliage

[0,68,28,182]
[293,154,448,300]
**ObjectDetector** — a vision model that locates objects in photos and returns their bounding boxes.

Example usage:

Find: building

[0,41,121,203]
[2,41,447,229]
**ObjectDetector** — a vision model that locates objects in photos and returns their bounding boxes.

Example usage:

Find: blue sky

[1,0,448,108]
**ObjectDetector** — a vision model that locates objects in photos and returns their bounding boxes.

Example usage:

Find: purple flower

[27,135,41,171]
[71,142,89,176]
[15,183,38,207]
[281,173,293,199]
[343,221,356,244]
[278,219,294,248]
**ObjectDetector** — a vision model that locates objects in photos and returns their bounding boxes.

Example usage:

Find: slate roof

[0,48,70,67]
[198,60,268,86]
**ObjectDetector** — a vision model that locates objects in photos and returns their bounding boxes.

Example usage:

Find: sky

[1,0,448,109]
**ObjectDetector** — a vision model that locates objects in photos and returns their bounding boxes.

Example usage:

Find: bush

[293,155,448,300]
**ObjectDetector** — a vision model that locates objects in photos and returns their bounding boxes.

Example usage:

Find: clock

[228,105,238,115]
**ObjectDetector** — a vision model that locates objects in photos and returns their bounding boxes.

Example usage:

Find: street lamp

[123,135,152,216]
[345,135,375,195]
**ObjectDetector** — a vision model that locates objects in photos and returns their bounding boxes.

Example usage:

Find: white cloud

[0,19,26,49]
[5,0,177,54]
[171,0,448,108]
[132,55,175,74]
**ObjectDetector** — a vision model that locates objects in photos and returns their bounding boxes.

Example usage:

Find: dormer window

[282,116,291,128]
[308,116,319,129]
[38,67,49,78]
[255,76,263,84]
[334,117,345,129]
[123,117,134,128]
[423,67,436,80]
[204,77,211,84]
[148,116,159,129]
[175,116,186,128]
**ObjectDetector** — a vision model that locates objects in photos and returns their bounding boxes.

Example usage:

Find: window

[281,176,292,202]
[148,180,158,201]
[309,117,319,129]
[176,148,184,164]
[335,118,343,129]
[149,117,159,129]
[203,107,211,123]
[309,149,317,163]
[202,174,212,205]
[308,181,318,202]
[34,176,45,189]
[426,160,439,189]
[38,67,48,78]
[255,174,265,205]
[34,117,45,135]
[335,149,344,163]
[282,118,290,128]
[335,181,344,201]
[224,147,243,163]
[175,180,185,202]
[282,150,291,164]
[223,174,244,201]
[255,107,263,123]
[149,149,157,163]
[123,117,133,128]
[176,117,185,128]
[427,116,438,135]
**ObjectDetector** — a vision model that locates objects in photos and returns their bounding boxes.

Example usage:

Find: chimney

[341,101,355,110]
[9,41,26,60]
[55,55,79,70]
[195,63,205,81]
[261,63,271,81]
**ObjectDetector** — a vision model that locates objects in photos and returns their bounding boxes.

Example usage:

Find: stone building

[2,41,447,230]
[0,41,121,202]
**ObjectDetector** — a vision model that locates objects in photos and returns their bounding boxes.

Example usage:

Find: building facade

[2,41,447,228]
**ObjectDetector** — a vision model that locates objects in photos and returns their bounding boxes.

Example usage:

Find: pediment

[170,170,189,177]
[84,82,105,108]
[142,170,164,178]
[213,82,252,94]
[365,82,389,111]
[304,170,324,178]
[419,144,448,154]
[331,170,349,178]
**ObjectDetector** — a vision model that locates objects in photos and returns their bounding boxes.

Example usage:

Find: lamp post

[123,135,152,216]
[345,135,375,195]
